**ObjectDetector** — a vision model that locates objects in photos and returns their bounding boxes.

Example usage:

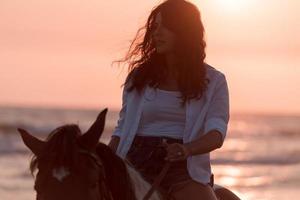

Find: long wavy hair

[113,0,209,107]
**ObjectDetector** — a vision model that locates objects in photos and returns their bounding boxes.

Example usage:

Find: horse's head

[18,108,112,200]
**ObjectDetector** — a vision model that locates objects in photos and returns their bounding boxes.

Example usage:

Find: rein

[143,161,171,200]
[69,149,171,200]
[35,147,171,200]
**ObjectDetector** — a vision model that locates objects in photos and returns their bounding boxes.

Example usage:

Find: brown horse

[19,108,241,200]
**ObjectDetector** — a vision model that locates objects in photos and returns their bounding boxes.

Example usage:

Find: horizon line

[1,103,299,118]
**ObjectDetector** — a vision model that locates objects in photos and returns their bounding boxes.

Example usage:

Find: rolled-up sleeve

[112,84,128,137]
[203,73,230,143]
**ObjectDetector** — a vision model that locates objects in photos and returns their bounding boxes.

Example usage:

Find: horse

[19,108,241,200]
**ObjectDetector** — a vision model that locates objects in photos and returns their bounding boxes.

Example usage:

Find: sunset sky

[0,0,299,115]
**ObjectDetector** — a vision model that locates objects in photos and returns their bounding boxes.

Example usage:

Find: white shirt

[112,64,230,184]
[136,88,186,139]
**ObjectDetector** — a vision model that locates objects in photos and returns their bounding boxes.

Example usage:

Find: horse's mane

[30,124,81,175]
[96,143,137,200]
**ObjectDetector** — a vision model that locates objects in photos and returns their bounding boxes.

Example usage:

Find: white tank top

[136,87,186,139]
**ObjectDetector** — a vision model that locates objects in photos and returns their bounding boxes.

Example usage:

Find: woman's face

[151,12,176,54]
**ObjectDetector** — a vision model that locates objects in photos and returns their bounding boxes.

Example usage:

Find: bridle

[34,149,114,200]
[35,147,172,200]
[78,149,114,200]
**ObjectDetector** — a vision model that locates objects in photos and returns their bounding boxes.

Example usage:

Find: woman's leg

[170,180,218,200]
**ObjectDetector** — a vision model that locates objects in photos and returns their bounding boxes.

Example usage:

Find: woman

[108,0,229,199]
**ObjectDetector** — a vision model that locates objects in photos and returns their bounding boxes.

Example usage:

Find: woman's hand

[162,141,191,162]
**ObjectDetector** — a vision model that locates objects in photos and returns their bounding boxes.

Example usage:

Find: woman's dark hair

[113,0,209,107]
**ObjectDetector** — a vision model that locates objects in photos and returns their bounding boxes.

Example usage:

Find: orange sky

[0,0,299,115]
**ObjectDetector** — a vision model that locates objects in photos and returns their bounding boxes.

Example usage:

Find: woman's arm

[184,130,223,155]
[109,71,136,153]
[108,135,120,153]
[108,86,127,153]
[108,85,127,153]
[111,85,128,138]
[164,130,222,161]
[165,72,230,161]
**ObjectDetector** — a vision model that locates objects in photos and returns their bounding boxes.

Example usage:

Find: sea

[0,106,299,200]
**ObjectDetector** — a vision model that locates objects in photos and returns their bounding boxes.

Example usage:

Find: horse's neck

[124,159,162,200]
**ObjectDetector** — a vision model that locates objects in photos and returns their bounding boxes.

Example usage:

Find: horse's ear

[18,128,46,156]
[79,108,108,150]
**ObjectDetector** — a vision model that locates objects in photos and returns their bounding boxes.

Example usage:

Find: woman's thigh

[170,180,218,200]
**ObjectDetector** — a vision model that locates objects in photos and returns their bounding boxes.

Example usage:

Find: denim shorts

[126,135,195,195]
